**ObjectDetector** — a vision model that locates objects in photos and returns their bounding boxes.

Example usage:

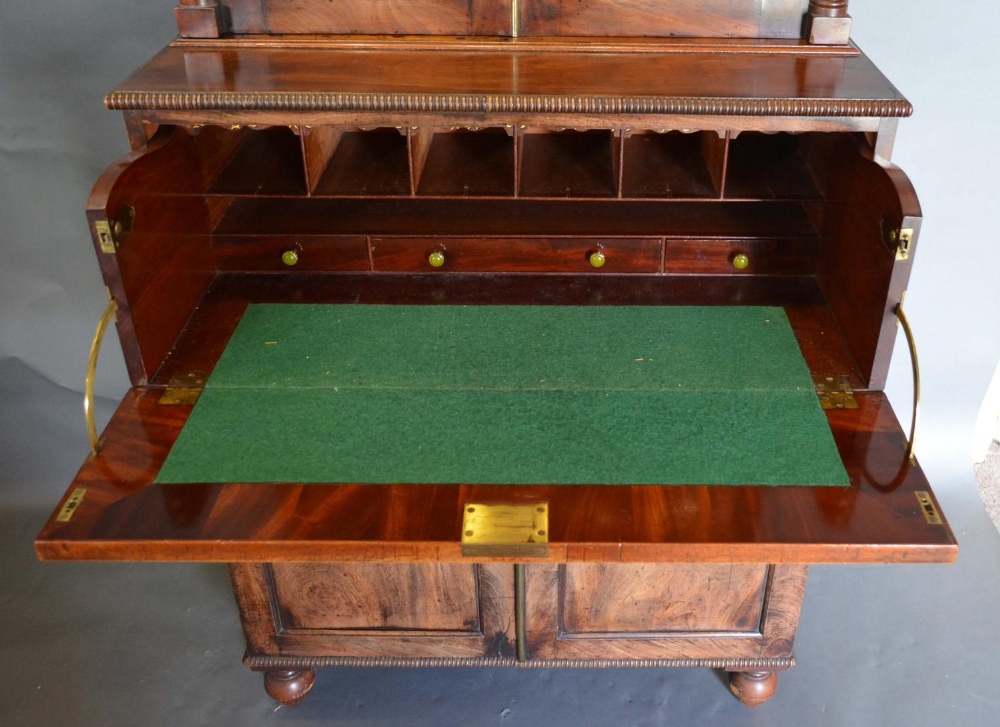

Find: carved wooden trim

[106,92,912,118]
[244,654,796,670]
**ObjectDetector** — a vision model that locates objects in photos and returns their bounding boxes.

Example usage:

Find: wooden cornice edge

[106,91,913,118]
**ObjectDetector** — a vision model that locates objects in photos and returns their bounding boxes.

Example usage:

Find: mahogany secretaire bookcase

[36,0,957,709]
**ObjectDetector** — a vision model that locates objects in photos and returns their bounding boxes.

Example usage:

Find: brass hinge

[882,219,914,262]
[915,491,942,525]
[158,372,206,405]
[461,503,549,558]
[93,205,135,254]
[813,376,859,410]
[56,488,87,523]
[894,228,914,261]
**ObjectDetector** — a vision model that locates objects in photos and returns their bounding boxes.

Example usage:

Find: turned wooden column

[807,1,852,45]
[175,0,226,38]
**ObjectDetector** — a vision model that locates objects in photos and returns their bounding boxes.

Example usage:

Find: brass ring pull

[895,302,920,464]
[85,296,119,456]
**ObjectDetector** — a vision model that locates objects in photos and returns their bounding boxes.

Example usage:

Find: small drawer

[213,235,369,272]
[663,238,817,275]
[370,237,662,273]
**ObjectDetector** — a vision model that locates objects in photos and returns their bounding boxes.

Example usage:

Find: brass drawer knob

[428,250,446,268]
[281,249,299,266]
[589,250,607,268]
[732,253,750,271]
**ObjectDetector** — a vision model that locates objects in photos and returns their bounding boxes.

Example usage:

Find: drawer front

[370,237,662,273]
[213,235,369,272]
[663,238,817,275]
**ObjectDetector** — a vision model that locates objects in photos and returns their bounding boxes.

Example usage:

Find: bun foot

[728,670,777,707]
[264,668,316,706]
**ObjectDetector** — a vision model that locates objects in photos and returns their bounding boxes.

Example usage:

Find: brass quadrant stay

[85,295,118,456]
[895,302,921,464]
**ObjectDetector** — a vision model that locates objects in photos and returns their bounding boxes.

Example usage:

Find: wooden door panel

[525,563,807,661]
[231,563,516,659]
[270,563,480,631]
[561,563,768,634]
[261,0,512,36]
[518,0,807,38]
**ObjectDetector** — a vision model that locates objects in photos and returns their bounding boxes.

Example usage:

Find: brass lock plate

[461,502,549,558]
[94,205,135,254]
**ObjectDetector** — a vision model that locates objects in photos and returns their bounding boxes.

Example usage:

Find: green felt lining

[155,305,849,487]
[206,305,814,393]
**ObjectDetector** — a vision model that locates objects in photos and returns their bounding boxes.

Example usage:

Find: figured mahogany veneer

[179,0,852,47]
[370,237,662,273]
[45,2,953,707]
[34,386,956,564]
[105,41,907,127]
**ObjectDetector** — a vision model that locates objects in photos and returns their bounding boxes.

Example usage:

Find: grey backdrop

[2,2,1000,726]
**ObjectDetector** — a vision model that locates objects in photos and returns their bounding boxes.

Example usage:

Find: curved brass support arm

[85,296,119,456]
[894,303,920,464]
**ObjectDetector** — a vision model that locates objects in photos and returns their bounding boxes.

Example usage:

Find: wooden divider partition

[211,125,836,202]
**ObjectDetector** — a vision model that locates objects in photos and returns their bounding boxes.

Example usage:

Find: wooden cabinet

[37,0,955,712]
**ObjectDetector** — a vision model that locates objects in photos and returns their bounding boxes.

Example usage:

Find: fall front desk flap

[156,305,848,486]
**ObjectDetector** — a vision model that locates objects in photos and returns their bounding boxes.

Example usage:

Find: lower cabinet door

[231,563,516,660]
[523,563,808,663]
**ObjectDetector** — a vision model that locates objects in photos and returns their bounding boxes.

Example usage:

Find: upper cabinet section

[176,0,852,45]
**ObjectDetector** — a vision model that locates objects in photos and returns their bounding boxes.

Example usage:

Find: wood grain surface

[369,237,662,273]
[196,0,814,40]
[523,564,807,660]
[35,382,956,564]
[269,563,481,631]
[232,563,517,659]
[105,43,910,122]
[559,563,769,634]
[262,0,512,36]
[518,0,804,39]
[213,235,370,272]
[662,238,818,276]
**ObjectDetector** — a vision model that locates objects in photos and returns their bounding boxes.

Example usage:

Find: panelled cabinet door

[523,564,808,663]
[244,1,513,35]
[231,563,516,660]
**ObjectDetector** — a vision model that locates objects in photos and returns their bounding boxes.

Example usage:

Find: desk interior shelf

[200,126,827,203]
